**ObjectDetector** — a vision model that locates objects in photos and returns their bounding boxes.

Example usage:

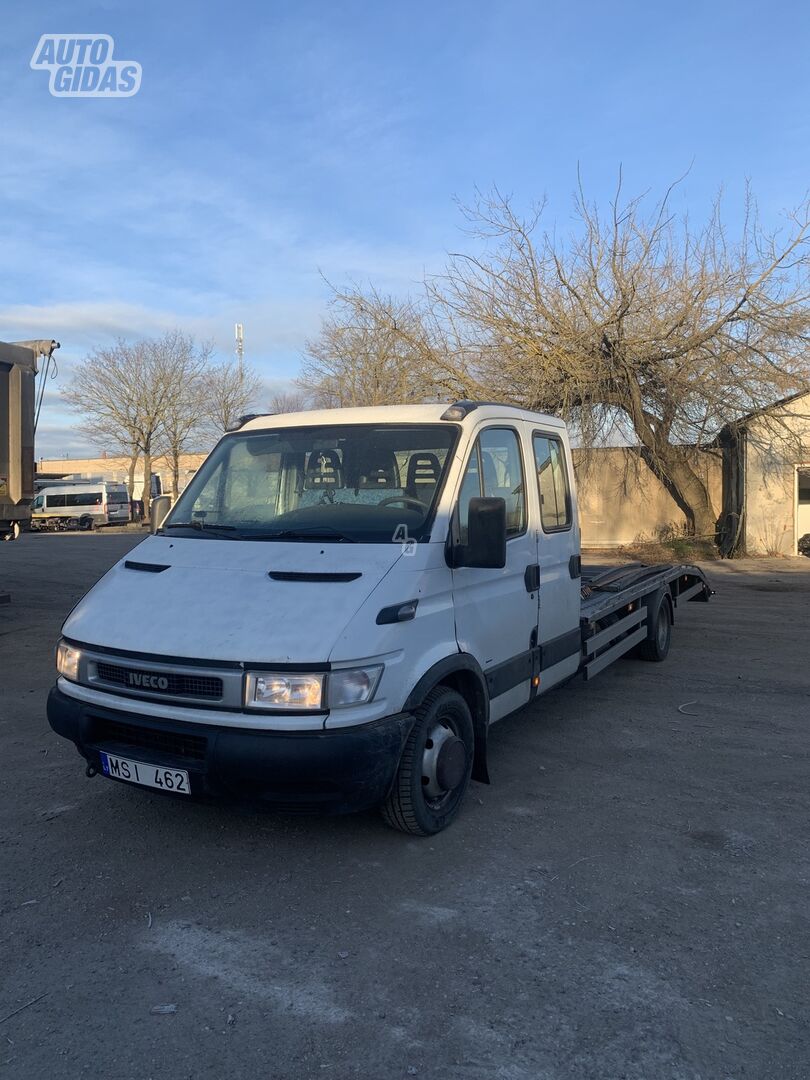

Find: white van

[48,403,710,834]
[32,482,131,530]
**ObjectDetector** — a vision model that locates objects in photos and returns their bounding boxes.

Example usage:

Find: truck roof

[239,401,567,432]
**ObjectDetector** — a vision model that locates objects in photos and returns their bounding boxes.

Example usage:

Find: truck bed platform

[578,562,712,680]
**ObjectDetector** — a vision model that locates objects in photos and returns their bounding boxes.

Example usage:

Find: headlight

[56,640,81,682]
[243,665,383,711]
[327,666,383,708]
[245,672,324,711]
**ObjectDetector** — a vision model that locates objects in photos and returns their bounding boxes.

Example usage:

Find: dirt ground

[1,532,808,1079]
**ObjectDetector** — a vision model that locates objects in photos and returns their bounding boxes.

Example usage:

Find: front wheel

[381,686,474,836]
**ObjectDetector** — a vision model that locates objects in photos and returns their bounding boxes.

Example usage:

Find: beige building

[716,392,810,556]
[38,452,208,499]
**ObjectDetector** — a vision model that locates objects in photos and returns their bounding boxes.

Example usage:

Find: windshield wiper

[163,521,238,536]
[248,526,356,543]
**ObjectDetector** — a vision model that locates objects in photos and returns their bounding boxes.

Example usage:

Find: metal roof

[239,401,566,432]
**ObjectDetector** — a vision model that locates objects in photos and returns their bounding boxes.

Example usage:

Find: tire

[381,686,474,836]
[636,592,672,662]
[78,516,95,532]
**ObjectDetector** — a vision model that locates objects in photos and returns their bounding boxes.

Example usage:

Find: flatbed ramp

[579,562,711,679]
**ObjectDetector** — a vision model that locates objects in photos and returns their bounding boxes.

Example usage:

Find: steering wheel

[377,496,425,511]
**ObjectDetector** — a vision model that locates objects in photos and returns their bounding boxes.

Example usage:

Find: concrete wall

[574,447,722,549]
[41,446,726,549]
[744,397,810,555]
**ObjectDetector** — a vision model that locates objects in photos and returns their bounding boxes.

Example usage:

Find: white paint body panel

[61,403,582,731]
[64,534,404,663]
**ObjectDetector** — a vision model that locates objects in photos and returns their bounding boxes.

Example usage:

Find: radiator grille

[90,717,208,762]
[95,661,223,700]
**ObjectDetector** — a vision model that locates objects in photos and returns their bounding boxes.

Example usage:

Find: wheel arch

[403,653,490,784]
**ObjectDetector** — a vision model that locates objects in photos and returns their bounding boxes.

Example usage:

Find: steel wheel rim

[421,717,466,808]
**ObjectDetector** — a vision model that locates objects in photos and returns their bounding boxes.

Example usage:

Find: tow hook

[86,763,98,778]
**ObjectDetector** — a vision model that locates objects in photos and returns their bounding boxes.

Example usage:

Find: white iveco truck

[48,403,711,834]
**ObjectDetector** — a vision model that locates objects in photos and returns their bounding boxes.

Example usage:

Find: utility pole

[234,323,244,385]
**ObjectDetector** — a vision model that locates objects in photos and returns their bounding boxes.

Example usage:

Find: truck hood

[63,535,403,663]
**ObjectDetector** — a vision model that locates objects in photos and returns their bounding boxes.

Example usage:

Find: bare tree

[307,179,810,538]
[431,180,810,536]
[153,332,213,496]
[62,339,159,510]
[62,332,214,513]
[268,389,310,414]
[299,288,445,407]
[199,358,260,439]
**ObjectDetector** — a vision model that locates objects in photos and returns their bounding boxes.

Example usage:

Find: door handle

[524,564,540,592]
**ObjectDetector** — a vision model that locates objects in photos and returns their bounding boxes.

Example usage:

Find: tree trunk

[642,446,717,539]
[172,447,180,499]
[142,451,152,516]
[127,453,138,499]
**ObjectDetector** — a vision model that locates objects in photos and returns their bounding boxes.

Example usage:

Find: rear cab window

[533,433,571,530]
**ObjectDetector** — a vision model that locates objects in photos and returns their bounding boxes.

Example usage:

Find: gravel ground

[1,532,808,1080]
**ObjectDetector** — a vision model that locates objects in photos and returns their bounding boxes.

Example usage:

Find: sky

[2,0,809,457]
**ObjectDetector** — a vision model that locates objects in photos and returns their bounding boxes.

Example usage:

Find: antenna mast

[234,323,244,382]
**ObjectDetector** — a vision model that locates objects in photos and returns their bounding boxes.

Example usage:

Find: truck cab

[47,403,708,834]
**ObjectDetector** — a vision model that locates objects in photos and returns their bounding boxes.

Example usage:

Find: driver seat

[405,453,441,502]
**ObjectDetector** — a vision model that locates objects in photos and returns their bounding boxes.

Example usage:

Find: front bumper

[47,686,413,814]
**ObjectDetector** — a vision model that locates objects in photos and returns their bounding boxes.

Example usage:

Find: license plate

[99,752,190,795]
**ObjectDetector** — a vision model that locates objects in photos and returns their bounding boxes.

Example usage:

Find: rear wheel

[78,515,95,532]
[637,593,672,661]
[381,686,474,836]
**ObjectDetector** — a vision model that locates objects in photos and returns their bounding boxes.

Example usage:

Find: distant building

[37,452,209,499]
[715,391,810,556]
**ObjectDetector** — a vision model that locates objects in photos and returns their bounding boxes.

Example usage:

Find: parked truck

[0,341,39,541]
[47,402,711,834]
[1,339,59,542]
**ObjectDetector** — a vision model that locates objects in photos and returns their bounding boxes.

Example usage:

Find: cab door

[451,426,538,722]
[531,430,581,689]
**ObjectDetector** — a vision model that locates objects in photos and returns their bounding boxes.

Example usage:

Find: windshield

[162,423,459,543]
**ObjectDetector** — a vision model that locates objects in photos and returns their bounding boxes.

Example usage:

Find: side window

[457,449,481,542]
[65,492,102,507]
[533,434,571,530]
[32,495,43,510]
[458,428,526,541]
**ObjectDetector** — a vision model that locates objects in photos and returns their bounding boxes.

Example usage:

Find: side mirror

[150,495,173,534]
[454,497,507,569]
